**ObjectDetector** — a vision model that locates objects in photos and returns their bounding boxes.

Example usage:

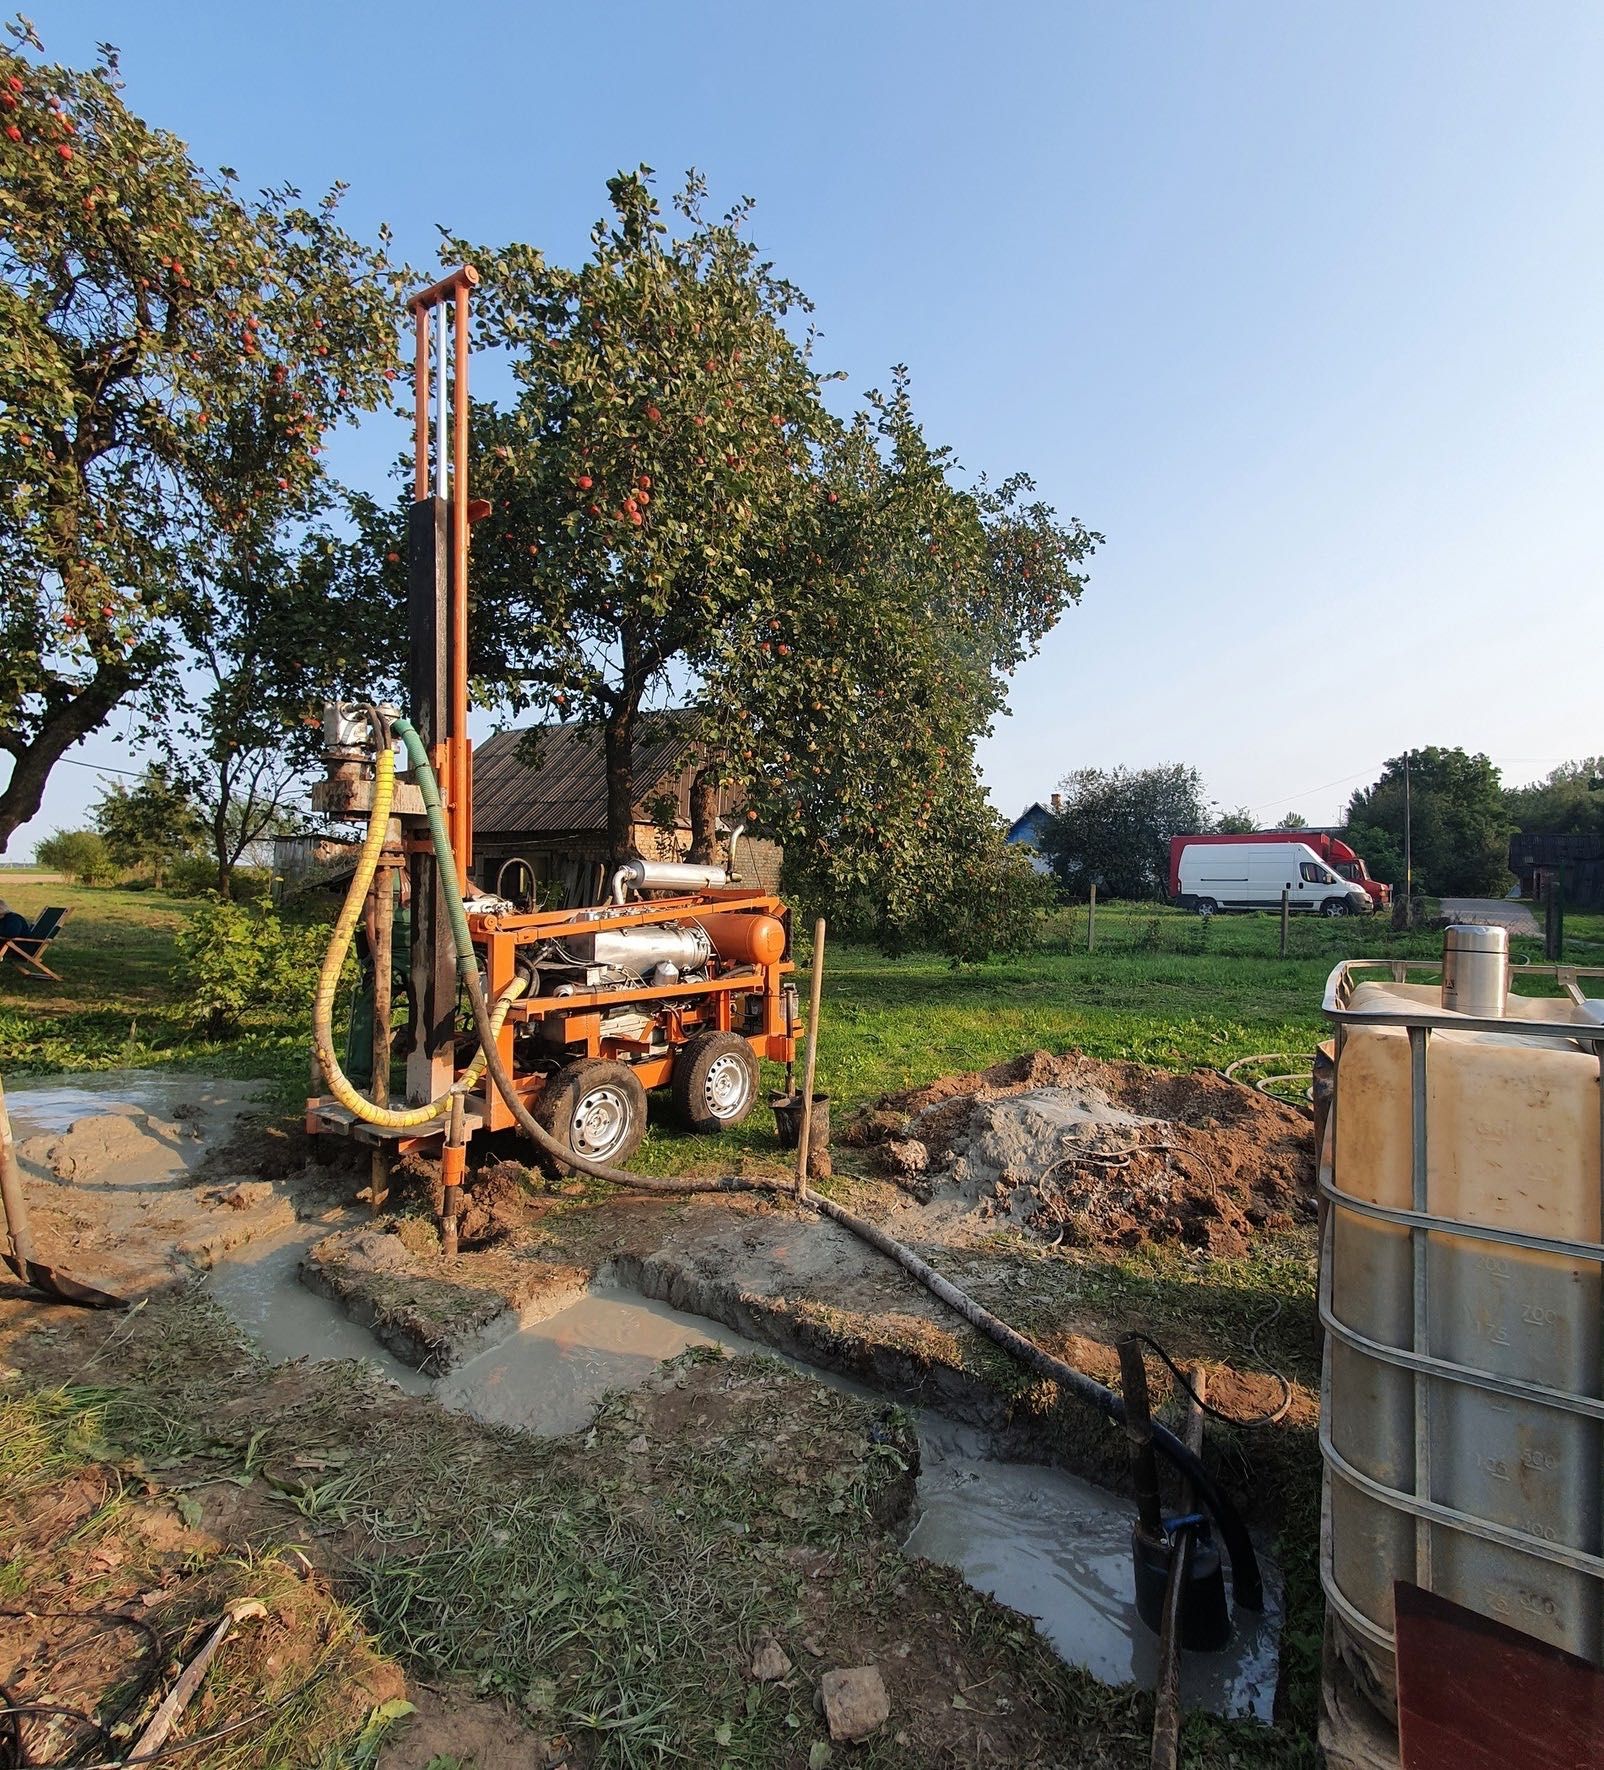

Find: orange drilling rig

[305,268,798,1244]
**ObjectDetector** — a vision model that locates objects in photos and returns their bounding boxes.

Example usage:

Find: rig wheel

[533,1058,647,1173]
[672,1030,760,1133]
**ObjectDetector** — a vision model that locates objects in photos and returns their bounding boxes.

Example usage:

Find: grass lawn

[0,879,314,1094]
[4,882,1555,1141]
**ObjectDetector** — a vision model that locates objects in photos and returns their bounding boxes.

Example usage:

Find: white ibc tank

[1320,950,1604,1712]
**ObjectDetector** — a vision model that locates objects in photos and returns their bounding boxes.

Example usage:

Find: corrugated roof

[473,712,699,837]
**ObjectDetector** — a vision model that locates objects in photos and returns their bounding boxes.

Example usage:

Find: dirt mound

[847,1050,1314,1257]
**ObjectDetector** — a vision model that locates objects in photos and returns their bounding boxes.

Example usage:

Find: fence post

[1545,877,1565,961]
[1280,886,1290,958]
[1087,881,1097,952]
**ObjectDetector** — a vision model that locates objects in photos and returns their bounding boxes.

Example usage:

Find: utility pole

[1402,751,1413,908]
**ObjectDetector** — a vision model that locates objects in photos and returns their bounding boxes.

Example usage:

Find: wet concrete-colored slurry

[434,1288,757,1435]
[202,1223,431,1394]
[204,1232,1282,1720]
[910,1415,1280,1720]
[3,1069,291,1292]
[8,1075,1284,1723]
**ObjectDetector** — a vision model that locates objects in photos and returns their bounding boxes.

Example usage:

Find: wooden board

[1395,1581,1604,1769]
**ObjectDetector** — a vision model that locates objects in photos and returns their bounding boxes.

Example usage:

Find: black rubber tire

[1196,898,1218,918]
[671,1030,761,1133]
[532,1058,647,1173]
[1321,897,1348,918]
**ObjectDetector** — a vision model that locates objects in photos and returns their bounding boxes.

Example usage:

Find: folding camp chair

[0,906,70,981]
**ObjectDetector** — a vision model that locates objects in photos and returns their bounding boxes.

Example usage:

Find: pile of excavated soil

[845,1050,1315,1257]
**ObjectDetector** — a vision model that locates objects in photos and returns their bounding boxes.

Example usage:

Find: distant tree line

[1034,744,1583,902]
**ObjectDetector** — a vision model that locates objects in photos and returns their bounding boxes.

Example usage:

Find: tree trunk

[687,765,721,865]
[0,665,132,853]
[603,700,638,869]
[212,772,233,898]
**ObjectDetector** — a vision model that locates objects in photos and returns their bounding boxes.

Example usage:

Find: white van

[1174,840,1373,918]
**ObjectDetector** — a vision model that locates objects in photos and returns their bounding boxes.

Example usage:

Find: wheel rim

[571,1083,634,1159]
[703,1051,751,1120]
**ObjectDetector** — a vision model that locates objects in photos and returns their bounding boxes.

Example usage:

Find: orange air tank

[694,912,786,967]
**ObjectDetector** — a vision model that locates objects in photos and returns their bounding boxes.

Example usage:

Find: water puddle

[200,1234,1280,1719]
[204,1225,430,1394]
[910,1415,1280,1720]
[4,1069,255,1139]
[436,1290,754,1435]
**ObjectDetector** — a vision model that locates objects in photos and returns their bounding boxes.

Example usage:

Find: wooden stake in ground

[0,1076,38,1275]
[1151,1367,1207,1770]
[794,917,826,1197]
[131,1600,266,1760]
[0,1075,125,1308]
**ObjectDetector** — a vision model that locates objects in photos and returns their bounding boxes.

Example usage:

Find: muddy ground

[3,1070,334,1292]
[0,1055,1323,1768]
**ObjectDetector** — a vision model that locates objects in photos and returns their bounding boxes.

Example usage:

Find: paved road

[1439,898,1541,937]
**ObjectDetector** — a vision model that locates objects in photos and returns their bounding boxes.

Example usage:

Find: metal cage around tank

[1318,955,1604,1706]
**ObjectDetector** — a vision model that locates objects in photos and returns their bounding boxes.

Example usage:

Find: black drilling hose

[394,717,1265,1613]
[804,1189,1264,1612]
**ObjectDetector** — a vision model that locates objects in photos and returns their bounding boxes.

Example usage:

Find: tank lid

[1443,923,1508,954]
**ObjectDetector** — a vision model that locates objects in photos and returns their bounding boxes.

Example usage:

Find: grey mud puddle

[204,1236,1280,1721]
[4,1069,259,1138]
[911,1415,1280,1720]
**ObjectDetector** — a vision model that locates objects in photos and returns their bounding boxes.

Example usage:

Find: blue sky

[15,1,1604,849]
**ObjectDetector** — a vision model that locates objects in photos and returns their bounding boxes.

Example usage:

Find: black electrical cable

[1120,1330,1293,1428]
[0,1693,113,1769]
[3,1673,328,1770]
[0,1612,165,1770]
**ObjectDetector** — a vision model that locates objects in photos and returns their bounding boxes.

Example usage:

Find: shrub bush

[173,897,339,1036]
[167,856,274,901]
[34,829,115,885]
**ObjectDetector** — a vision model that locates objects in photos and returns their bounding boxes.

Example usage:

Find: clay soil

[845,1049,1317,1258]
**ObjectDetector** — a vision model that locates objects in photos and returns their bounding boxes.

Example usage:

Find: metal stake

[369,852,395,1214]
[1151,1368,1206,1770]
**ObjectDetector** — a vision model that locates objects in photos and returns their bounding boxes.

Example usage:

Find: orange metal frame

[406,266,478,893]
[470,890,795,1132]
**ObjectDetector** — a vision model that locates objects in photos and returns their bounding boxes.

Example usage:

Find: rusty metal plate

[1395,1581,1604,1769]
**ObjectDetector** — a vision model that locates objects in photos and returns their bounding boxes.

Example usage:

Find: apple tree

[0,23,403,850]
[444,171,1096,954]
[450,169,832,862]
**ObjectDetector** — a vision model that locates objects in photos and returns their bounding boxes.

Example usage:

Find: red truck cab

[1166,832,1390,908]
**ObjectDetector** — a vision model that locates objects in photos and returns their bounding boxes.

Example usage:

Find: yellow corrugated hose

[311,718,523,1127]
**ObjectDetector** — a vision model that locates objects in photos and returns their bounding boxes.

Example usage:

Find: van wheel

[1196,898,1218,918]
[533,1059,647,1173]
[1321,897,1348,918]
[672,1030,760,1132]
